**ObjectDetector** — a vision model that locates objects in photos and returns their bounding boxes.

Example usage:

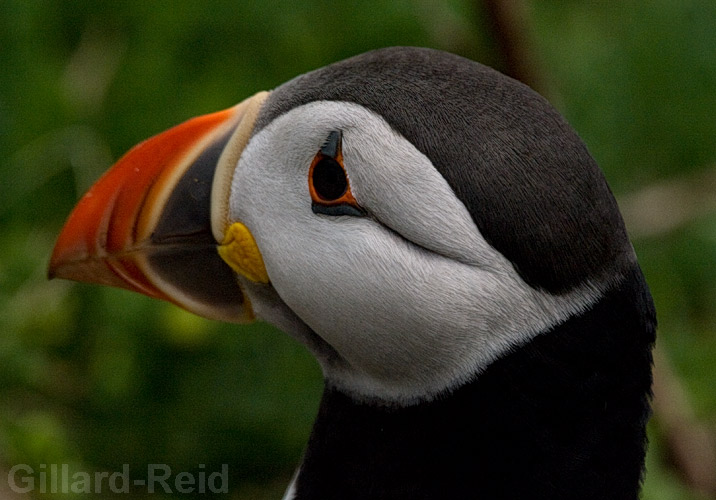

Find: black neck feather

[293,268,656,500]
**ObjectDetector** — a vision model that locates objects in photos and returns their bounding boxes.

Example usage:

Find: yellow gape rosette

[218,222,269,284]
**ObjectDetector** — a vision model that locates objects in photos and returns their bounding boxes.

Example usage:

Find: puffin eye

[312,157,348,201]
[309,130,364,216]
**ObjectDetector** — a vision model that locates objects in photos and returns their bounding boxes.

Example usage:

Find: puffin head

[49,47,641,405]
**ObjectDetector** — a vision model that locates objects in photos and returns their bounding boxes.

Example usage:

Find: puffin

[49,47,656,499]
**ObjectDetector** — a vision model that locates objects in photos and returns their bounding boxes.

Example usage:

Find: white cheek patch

[227,101,604,404]
[342,115,504,270]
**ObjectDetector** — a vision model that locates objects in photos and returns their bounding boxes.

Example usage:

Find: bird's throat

[291,268,655,500]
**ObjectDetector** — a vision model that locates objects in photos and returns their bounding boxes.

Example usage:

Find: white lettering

[198,464,205,494]
[147,464,172,493]
[208,464,229,493]
[174,471,195,493]
[71,471,91,493]
[109,464,129,493]
[50,463,58,493]
[61,463,69,493]
[94,471,108,493]
[8,464,34,494]
[5,462,229,494]
[38,464,46,493]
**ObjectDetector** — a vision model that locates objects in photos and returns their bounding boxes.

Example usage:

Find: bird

[49,47,656,499]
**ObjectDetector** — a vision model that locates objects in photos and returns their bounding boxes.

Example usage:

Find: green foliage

[1,1,714,498]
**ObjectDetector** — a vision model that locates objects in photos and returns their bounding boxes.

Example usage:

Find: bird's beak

[48,91,269,323]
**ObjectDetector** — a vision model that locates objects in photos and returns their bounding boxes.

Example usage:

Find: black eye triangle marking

[320,130,342,158]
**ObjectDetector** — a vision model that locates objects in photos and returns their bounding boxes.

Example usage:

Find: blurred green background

[1,1,715,498]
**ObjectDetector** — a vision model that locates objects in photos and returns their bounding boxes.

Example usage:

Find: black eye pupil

[312,158,347,201]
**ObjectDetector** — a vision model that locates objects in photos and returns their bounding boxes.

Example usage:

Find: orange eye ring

[308,131,363,216]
